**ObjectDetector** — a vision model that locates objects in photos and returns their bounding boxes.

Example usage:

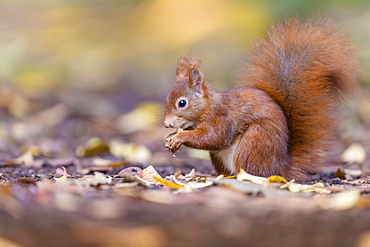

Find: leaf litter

[0,93,370,247]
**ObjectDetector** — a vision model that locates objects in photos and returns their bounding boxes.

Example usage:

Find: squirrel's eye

[178,99,187,108]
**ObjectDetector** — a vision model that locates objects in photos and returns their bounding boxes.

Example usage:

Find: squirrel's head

[163,53,210,130]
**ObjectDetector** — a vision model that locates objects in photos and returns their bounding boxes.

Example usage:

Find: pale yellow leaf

[110,140,151,163]
[55,166,68,183]
[75,172,112,187]
[12,148,35,166]
[288,182,331,194]
[236,169,268,184]
[343,169,362,180]
[341,143,366,164]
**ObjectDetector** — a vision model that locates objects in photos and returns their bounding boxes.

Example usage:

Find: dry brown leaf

[140,165,161,183]
[115,167,143,178]
[336,168,346,179]
[171,169,197,186]
[171,169,213,192]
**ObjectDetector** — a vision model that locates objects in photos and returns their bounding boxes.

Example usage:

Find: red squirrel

[163,18,359,180]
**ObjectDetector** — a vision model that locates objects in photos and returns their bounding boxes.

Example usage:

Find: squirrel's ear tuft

[176,52,202,83]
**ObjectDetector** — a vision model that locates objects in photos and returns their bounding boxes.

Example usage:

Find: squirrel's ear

[176,52,202,83]
[189,69,205,94]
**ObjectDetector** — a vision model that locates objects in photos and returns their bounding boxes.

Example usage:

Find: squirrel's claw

[165,132,183,154]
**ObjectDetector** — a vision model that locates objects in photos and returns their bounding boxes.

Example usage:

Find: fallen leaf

[341,143,366,164]
[76,137,110,157]
[55,167,68,183]
[75,172,112,187]
[170,169,214,192]
[288,182,331,194]
[140,165,161,183]
[336,168,346,179]
[134,176,157,187]
[55,171,112,187]
[236,169,268,184]
[153,176,184,189]
[213,178,267,196]
[11,147,37,166]
[174,180,214,193]
[171,169,197,186]
[110,140,151,163]
[267,175,287,184]
[117,102,162,134]
[115,167,143,178]
[343,169,362,180]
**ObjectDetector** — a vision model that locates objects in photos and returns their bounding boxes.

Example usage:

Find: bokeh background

[0,0,369,155]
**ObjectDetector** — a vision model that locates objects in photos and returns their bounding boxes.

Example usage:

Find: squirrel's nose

[164,122,173,128]
[164,120,173,128]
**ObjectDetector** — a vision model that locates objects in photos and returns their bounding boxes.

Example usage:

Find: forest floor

[0,88,369,247]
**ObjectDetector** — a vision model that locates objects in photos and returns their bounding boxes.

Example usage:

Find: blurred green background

[0,0,369,145]
[1,0,368,93]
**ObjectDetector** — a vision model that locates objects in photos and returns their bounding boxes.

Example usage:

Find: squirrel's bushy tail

[239,18,359,177]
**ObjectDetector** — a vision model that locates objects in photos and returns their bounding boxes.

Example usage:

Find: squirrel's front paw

[165,132,183,154]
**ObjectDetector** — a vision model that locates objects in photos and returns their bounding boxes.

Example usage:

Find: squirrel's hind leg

[234,120,292,178]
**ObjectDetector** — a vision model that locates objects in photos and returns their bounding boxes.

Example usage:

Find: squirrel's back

[239,18,359,176]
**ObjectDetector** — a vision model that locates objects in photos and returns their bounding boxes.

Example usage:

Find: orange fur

[164,18,359,181]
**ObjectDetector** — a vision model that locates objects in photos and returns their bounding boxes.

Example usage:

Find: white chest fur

[215,142,238,174]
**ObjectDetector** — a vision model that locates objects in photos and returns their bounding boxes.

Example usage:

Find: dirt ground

[0,142,370,247]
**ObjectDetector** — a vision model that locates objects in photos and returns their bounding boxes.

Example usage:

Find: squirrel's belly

[215,143,238,174]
